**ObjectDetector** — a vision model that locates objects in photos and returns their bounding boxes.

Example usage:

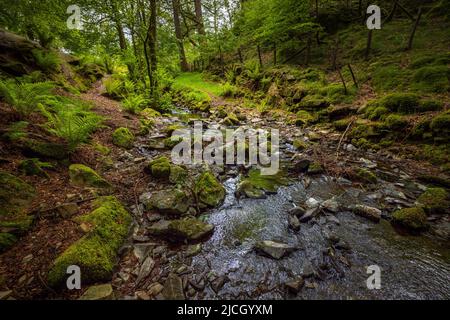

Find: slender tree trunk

[273,43,277,66]
[172,0,189,71]
[238,47,243,63]
[365,29,372,60]
[337,68,348,94]
[348,64,358,88]
[148,0,158,99]
[194,0,206,35]
[257,45,263,68]
[407,7,423,50]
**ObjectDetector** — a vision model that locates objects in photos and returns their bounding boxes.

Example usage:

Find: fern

[0,80,57,116]
[32,49,61,73]
[122,94,148,114]
[39,103,103,151]
[104,77,122,98]
[1,121,29,141]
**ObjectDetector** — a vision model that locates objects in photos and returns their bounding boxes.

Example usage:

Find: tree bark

[257,45,263,68]
[194,0,206,35]
[172,0,189,71]
[148,0,158,99]
[407,7,423,50]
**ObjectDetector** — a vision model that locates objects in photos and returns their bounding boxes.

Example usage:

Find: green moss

[417,188,449,214]
[47,196,131,287]
[0,216,34,234]
[392,207,428,231]
[430,112,450,140]
[420,100,443,112]
[349,121,383,140]
[0,171,36,217]
[164,136,183,149]
[333,118,353,131]
[307,162,324,175]
[295,110,316,126]
[93,143,111,156]
[18,158,52,178]
[412,66,450,93]
[292,139,308,151]
[169,165,187,184]
[168,217,214,241]
[147,156,171,179]
[24,140,70,159]
[383,114,408,130]
[366,106,389,121]
[141,108,161,118]
[297,95,330,111]
[372,65,408,92]
[69,164,111,189]
[112,127,134,149]
[0,233,17,253]
[242,169,290,194]
[223,113,240,126]
[356,168,377,184]
[138,118,154,135]
[194,171,225,207]
[165,124,186,136]
[379,93,421,114]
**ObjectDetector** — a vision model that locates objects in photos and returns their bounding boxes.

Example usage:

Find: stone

[307,162,324,175]
[185,244,202,257]
[321,198,339,213]
[79,284,114,300]
[55,203,79,218]
[162,273,185,300]
[68,164,111,189]
[299,207,320,223]
[0,290,13,300]
[136,290,151,300]
[148,282,164,297]
[293,159,311,173]
[285,277,304,294]
[112,127,135,149]
[288,215,301,231]
[254,241,297,260]
[211,276,229,294]
[305,198,320,208]
[18,158,50,177]
[148,218,214,243]
[144,188,189,216]
[349,205,381,222]
[136,256,155,284]
[194,171,226,207]
[417,188,449,214]
[288,206,306,217]
[236,180,266,199]
[392,207,428,231]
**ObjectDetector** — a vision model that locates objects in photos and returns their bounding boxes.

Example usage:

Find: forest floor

[1,75,449,300]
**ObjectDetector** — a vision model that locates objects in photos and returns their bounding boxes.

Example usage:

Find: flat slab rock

[79,284,114,300]
[162,273,185,300]
[254,240,297,260]
[148,218,214,242]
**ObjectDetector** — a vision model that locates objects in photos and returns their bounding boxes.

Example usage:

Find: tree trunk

[337,68,348,94]
[365,29,372,60]
[257,45,263,68]
[407,7,423,50]
[172,0,189,71]
[348,64,358,88]
[148,0,158,99]
[194,0,206,35]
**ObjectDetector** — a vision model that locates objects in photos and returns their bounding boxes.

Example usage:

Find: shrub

[0,80,56,117]
[103,77,123,99]
[220,83,239,98]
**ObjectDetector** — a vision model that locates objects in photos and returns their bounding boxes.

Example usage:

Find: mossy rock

[430,112,450,141]
[23,140,70,160]
[297,95,330,111]
[236,180,266,199]
[93,143,111,156]
[0,215,34,234]
[412,66,450,93]
[69,164,111,189]
[223,113,240,126]
[147,156,171,179]
[144,188,190,216]
[169,165,188,185]
[47,196,131,287]
[0,171,36,217]
[307,162,324,175]
[141,108,161,118]
[18,158,51,178]
[241,169,290,195]
[333,118,353,131]
[165,124,186,136]
[392,207,428,231]
[164,136,183,149]
[383,114,408,130]
[356,168,377,184]
[148,218,214,242]
[293,139,308,151]
[112,127,134,149]
[295,110,316,127]
[377,93,421,114]
[194,171,226,207]
[417,188,449,214]
[0,233,18,253]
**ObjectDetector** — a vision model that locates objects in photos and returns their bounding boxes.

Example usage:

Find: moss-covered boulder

[238,169,290,197]
[23,140,70,160]
[236,180,266,199]
[47,196,131,287]
[164,136,183,149]
[392,207,428,231]
[169,165,188,185]
[417,188,449,214]
[430,112,450,141]
[164,124,186,137]
[0,171,36,217]
[18,158,51,178]
[148,218,214,242]
[307,162,324,175]
[146,156,188,182]
[223,113,240,126]
[194,171,225,207]
[144,188,190,216]
[112,127,134,149]
[69,164,111,189]
[141,108,161,118]
[295,110,315,127]
[292,139,308,151]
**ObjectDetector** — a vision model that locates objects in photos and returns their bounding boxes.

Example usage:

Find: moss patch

[356,168,377,184]
[18,158,52,178]
[47,196,131,287]
[69,164,111,189]
[392,207,428,231]
[0,233,18,253]
[0,171,36,217]
[241,169,290,194]
[195,171,225,207]
[417,188,449,214]
[112,127,134,149]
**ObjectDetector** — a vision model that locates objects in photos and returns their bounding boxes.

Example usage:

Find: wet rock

[254,241,297,260]
[211,276,229,294]
[236,180,266,199]
[143,188,189,216]
[148,218,214,242]
[79,284,114,300]
[185,244,202,257]
[162,273,185,300]
[68,164,111,189]
[136,256,155,284]
[285,277,304,294]
[288,215,301,231]
[194,171,226,207]
[299,207,320,223]
[349,205,382,223]
[301,260,315,278]
[321,198,339,213]
[288,206,306,217]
